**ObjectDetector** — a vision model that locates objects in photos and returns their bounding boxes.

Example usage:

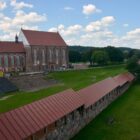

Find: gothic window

[4,55,8,67]
[16,56,20,66]
[34,49,37,65]
[62,49,66,65]
[20,56,25,67]
[0,55,1,67]
[11,55,14,66]
[56,49,59,64]
[49,48,52,62]
[42,49,45,65]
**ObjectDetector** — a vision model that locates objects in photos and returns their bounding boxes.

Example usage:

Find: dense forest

[68,45,139,66]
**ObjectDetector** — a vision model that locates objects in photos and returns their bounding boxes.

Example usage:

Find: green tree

[105,46,124,62]
[128,49,137,58]
[69,51,81,62]
[81,49,93,64]
[123,50,129,60]
[126,55,140,80]
[92,50,109,65]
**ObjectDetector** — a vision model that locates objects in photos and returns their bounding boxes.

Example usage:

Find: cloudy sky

[0,0,140,48]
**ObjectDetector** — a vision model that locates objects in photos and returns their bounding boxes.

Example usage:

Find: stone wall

[25,81,132,140]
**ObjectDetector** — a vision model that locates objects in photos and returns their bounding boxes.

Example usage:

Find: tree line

[126,49,140,81]
[69,46,134,66]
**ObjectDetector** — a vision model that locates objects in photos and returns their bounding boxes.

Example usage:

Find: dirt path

[10,74,59,92]
[0,95,14,100]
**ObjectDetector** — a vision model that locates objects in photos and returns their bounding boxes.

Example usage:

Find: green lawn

[47,65,126,90]
[0,65,125,114]
[72,82,140,140]
[0,85,67,114]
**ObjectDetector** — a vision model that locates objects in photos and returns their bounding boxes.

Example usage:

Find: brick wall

[25,46,68,72]
[0,52,25,72]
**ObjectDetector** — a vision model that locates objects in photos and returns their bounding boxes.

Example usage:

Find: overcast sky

[0,0,140,48]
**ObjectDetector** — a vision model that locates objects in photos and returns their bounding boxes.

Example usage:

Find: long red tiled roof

[21,29,67,47]
[77,77,119,108]
[125,72,135,82]
[113,72,134,86]
[0,89,84,140]
[0,42,25,53]
[0,72,134,140]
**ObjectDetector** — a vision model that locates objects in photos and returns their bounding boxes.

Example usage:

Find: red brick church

[0,29,68,73]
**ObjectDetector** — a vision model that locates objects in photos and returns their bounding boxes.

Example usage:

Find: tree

[81,49,93,64]
[92,50,109,65]
[126,55,140,80]
[86,49,93,64]
[128,49,137,58]
[126,56,138,73]
[69,51,81,62]
[123,50,129,60]
[105,46,124,62]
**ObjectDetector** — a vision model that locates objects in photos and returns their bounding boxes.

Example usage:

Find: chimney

[15,34,18,43]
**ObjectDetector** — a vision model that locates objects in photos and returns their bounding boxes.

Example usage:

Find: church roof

[0,42,25,53]
[21,29,67,47]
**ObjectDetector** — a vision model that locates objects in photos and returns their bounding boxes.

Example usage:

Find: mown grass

[72,82,140,140]
[0,65,126,114]
[0,85,67,114]
[48,65,126,90]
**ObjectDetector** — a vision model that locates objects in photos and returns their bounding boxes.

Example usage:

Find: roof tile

[0,89,84,140]
[0,42,25,53]
[22,29,67,47]
[77,77,119,108]
[113,72,134,86]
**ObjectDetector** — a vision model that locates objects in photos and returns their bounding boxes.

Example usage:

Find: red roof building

[125,72,135,82]
[0,29,69,72]
[113,72,134,86]
[0,72,135,140]
[19,29,68,72]
[77,77,119,108]
[0,89,84,140]
[0,41,26,72]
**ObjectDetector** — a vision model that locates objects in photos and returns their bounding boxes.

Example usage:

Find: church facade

[0,29,68,73]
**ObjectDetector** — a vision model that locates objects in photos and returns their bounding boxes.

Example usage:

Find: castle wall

[26,81,132,140]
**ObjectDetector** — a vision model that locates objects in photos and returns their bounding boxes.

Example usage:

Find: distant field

[0,65,126,114]
[72,82,140,140]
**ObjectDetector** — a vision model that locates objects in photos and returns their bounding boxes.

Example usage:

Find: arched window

[62,49,66,65]
[56,49,59,64]
[14,56,16,67]
[42,49,45,65]
[49,48,52,62]
[20,56,24,66]
[11,55,14,67]
[34,49,37,65]
[8,56,11,67]
[0,55,1,67]
[16,56,20,66]
[4,55,8,67]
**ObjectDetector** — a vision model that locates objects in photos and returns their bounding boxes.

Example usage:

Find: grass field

[47,65,126,90]
[0,65,125,114]
[72,82,140,140]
